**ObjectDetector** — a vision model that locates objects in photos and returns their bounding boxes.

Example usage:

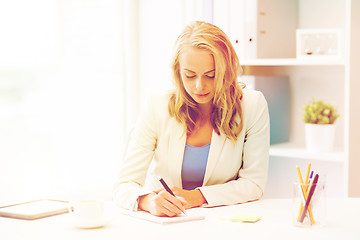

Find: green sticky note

[229,214,262,223]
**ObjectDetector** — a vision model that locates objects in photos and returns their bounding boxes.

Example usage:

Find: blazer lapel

[203,131,227,185]
[167,123,186,188]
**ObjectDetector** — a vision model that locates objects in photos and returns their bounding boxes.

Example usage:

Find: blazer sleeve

[113,96,158,211]
[198,91,270,207]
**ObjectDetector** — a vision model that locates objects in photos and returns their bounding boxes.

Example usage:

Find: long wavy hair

[168,21,245,143]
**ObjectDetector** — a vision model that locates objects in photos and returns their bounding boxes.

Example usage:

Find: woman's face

[179,47,215,106]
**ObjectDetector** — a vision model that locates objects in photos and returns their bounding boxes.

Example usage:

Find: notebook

[121,209,205,224]
[0,199,69,220]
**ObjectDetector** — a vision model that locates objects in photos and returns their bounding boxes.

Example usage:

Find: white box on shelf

[296,29,343,59]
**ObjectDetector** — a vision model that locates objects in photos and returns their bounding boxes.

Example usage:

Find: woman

[113,21,270,217]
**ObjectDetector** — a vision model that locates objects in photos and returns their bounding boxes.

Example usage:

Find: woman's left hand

[171,187,207,209]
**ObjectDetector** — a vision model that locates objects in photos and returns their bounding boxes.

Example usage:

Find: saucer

[72,216,111,229]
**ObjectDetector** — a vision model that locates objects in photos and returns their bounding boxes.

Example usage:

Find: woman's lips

[194,93,210,98]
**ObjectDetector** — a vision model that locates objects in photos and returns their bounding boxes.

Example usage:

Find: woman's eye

[206,75,215,79]
[185,75,196,79]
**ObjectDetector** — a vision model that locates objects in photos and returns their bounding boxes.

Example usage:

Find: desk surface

[1,198,359,240]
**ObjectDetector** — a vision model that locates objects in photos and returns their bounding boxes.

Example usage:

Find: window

[0,0,210,201]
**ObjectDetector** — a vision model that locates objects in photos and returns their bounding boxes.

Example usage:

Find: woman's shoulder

[241,88,267,106]
[241,88,268,119]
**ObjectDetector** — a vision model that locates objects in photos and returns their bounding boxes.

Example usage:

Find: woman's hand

[138,189,187,217]
[171,187,207,209]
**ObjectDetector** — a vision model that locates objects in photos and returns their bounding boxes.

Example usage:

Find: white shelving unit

[241,58,345,66]
[242,58,347,165]
[242,57,347,164]
[244,58,347,198]
[269,142,345,163]
[214,0,351,198]
[242,59,347,166]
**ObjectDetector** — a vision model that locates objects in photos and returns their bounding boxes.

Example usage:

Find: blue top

[181,143,211,190]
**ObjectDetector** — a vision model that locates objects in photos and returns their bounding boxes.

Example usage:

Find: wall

[348,0,360,197]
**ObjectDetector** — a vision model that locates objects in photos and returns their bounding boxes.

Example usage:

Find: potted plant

[303,99,340,152]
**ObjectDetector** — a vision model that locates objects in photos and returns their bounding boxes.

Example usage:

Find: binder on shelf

[215,0,298,60]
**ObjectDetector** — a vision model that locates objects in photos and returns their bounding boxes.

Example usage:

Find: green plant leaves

[303,99,339,124]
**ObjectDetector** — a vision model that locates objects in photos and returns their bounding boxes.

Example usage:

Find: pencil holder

[292,181,326,228]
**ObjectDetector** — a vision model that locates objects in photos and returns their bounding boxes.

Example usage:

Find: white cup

[69,200,105,228]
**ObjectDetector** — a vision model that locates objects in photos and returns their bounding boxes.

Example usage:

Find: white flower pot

[305,123,336,152]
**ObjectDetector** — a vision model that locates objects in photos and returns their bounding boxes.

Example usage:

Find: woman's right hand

[138,190,187,217]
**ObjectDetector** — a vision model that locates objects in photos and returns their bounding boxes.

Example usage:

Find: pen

[299,174,319,223]
[159,178,176,196]
[159,178,186,215]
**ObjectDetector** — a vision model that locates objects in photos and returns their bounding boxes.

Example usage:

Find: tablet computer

[0,199,69,220]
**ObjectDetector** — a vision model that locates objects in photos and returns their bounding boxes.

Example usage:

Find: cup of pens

[293,164,326,228]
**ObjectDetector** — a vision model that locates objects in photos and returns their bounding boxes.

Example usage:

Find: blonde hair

[168,21,244,143]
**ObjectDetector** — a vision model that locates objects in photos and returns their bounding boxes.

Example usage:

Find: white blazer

[113,89,270,211]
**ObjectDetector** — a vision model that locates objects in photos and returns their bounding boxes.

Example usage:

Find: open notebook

[0,199,69,220]
[121,209,205,224]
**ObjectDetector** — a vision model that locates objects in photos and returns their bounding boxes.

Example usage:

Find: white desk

[1,198,359,240]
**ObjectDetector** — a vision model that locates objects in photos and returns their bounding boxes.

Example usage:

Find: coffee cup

[68,200,106,228]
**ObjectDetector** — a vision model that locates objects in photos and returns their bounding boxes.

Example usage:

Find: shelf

[270,142,345,162]
[241,58,345,66]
